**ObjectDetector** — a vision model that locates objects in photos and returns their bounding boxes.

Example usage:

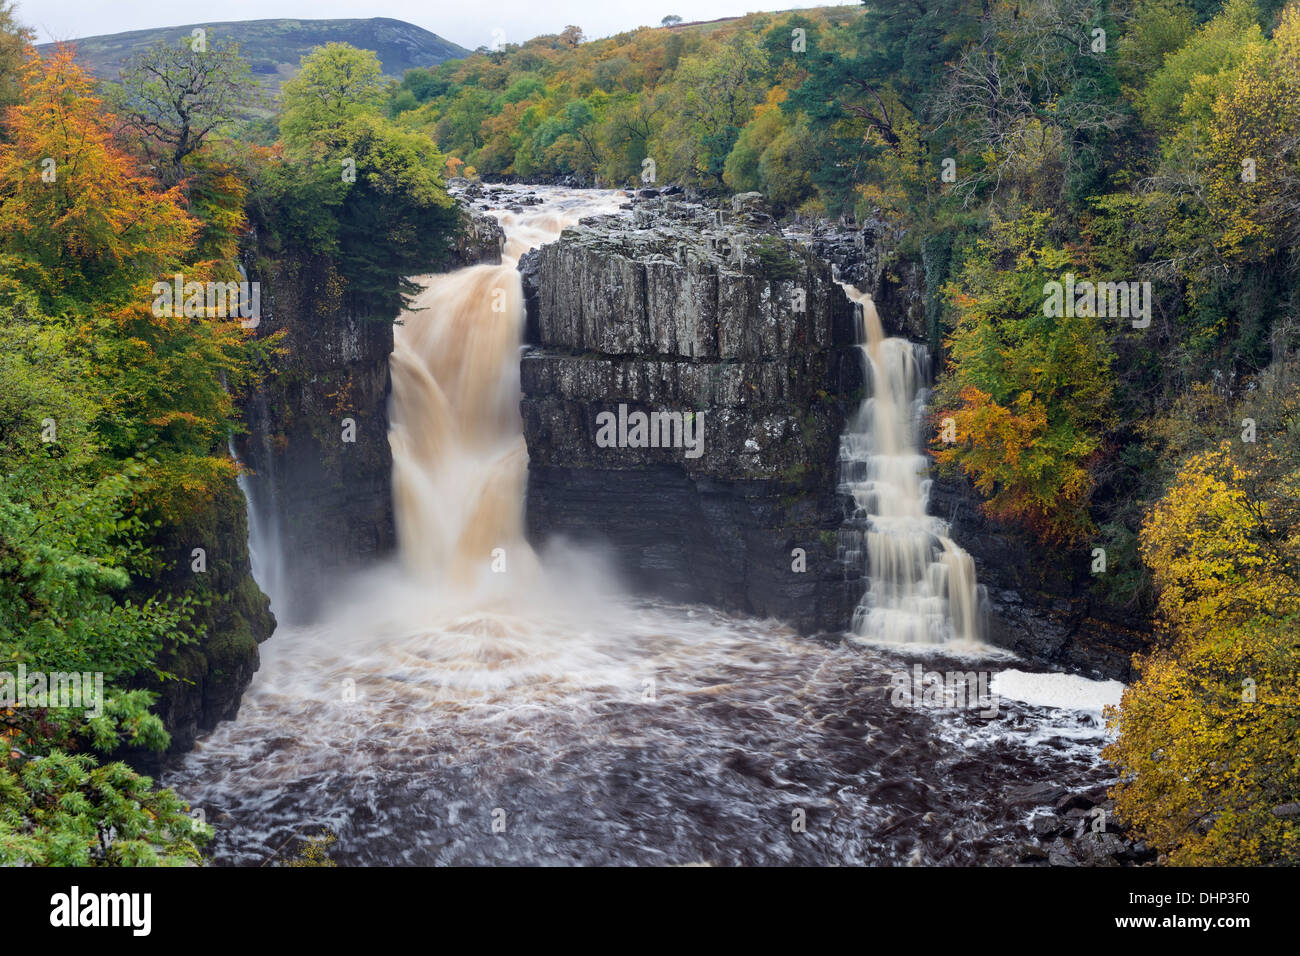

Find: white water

[838,287,984,647]
[230,435,286,616]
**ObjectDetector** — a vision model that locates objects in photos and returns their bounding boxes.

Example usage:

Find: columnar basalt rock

[521,197,864,632]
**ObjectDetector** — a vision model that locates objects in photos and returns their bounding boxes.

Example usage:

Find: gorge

[165,185,1135,867]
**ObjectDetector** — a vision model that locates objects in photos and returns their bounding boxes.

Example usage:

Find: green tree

[932,210,1118,542]
[280,43,388,157]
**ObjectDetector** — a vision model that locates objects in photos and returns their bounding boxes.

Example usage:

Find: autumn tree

[652,32,769,185]
[932,211,1117,542]
[0,47,196,305]
[0,0,29,121]
[1107,359,1300,863]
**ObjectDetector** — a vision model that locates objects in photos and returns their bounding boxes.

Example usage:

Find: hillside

[37,17,469,93]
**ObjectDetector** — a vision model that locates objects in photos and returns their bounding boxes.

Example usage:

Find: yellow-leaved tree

[1106,365,1300,864]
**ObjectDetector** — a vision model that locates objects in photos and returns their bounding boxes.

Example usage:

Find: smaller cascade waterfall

[838,287,984,645]
[229,435,286,615]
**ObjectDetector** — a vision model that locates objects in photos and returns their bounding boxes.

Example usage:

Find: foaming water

[838,287,984,647]
[169,186,1115,866]
[168,575,1115,865]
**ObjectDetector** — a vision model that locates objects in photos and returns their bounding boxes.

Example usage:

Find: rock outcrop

[523,193,1147,675]
[449,202,505,267]
[520,196,864,632]
[236,251,399,625]
[126,479,274,770]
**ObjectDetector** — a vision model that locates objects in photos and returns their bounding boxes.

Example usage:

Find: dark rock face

[127,480,274,770]
[237,253,399,625]
[521,197,864,632]
[801,222,927,343]
[929,464,1148,682]
[523,194,1148,675]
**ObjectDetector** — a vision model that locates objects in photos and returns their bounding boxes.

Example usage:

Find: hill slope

[39,17,469,93]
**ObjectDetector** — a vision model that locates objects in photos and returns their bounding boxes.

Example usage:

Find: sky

[22,1,840,48]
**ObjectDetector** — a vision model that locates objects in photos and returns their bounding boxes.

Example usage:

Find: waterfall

[173,191,1126,869]
[387,190,627,593]
[838,287,984,645]
[230,433,286,615]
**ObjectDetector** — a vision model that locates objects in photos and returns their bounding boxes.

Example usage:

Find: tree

[1139,0,1265,131]
[0,0,30,122]
[723,86,817,209]
[280,43,388,157]
[1107,359,1300,863]
[653,32,769,185]
[0,47,196,306]
[932,210,1117,542]
[116,36,259,184]
[662,15,683,26]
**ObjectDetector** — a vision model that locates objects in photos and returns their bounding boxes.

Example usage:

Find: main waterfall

[838,287,984,646]
[387,193,624,591]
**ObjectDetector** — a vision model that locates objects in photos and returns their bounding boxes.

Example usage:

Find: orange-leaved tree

[0,45,195,306]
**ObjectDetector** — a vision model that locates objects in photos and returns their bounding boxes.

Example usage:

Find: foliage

[0,47,196,307]
[0,750,208,866]
[0,32,268,868]
[932,211,1117,542]
[0,0,29,119]
[279,829,339,867]
[1106,364,1300,863]
[280,42,388,157]
[114,36,260,184]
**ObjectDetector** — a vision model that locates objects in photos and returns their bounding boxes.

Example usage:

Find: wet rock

[1007,782,1069,807]
[1018,843,1050,863]
[1073,831,1125,865]
[1047,841,1080,867]
[1032,813,1064,838]
[447,203,504,268]
[122,479,274,771]
[1056,791,1099,812]
[928,468,1148,681]
[235,194,497,628]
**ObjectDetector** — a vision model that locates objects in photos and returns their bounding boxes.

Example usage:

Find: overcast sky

[22,1,839,48]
